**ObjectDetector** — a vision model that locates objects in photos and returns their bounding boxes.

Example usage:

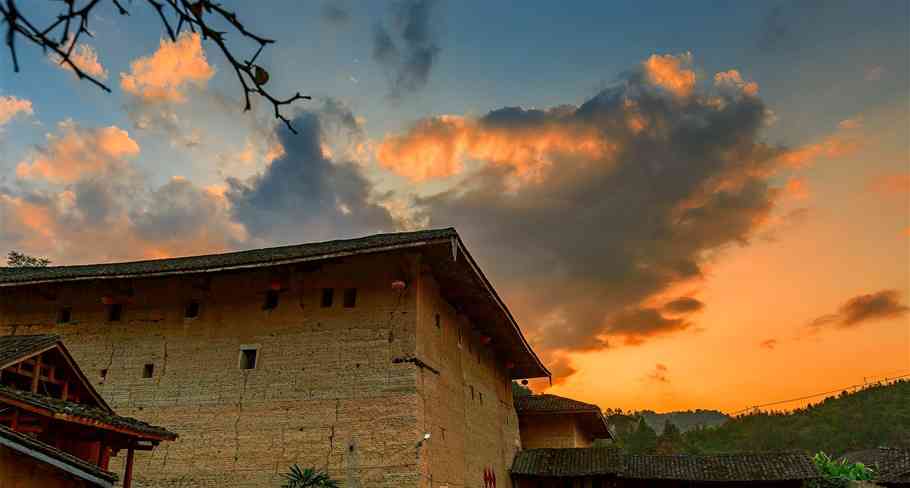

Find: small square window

[343,288,357,308]
[107,304,122,322]
[321,288,334,308]
[240,348,258,370]
[184,300,200,319]
[142,364,154,379]
[263,290,279,310]
[57,307,72,324]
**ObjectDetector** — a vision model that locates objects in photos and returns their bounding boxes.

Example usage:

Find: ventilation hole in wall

[343,288,357,308]
[321,288,334,308]
[263,290,279,311]
[184,300,200,319]
[240,348,258,370]
[142,364,154,379]
[106,303,122,322]
[57,307,72,324]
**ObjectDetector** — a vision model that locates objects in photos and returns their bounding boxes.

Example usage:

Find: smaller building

[0,335,176,487]
[516,394,613,449]
[0,424,117,488]
[511,448,820,487]
[843,448,910,487]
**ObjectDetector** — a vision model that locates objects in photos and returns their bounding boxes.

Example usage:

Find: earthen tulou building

[0,228,553,487]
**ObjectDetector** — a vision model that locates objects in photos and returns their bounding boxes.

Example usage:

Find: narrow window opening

[343,288,357,308]
[434,313,441,329]
[479,392,483,405]
[184,300,200,319]
[321,288,334,308]
[57,307,72,324]
[263,290,279,310]
[240,348,258,370]
[470,385,474,400]
[107,303,122,322]
[142,363,154,379]
[100,369,108,381]
[457,324,462,348]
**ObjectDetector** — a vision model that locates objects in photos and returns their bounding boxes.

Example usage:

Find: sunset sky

[0,1,907,414]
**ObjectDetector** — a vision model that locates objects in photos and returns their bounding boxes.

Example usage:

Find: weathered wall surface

[414,271,521,488]
[0,445,94,488]
[0,253,425,488]
[518,415,591,449]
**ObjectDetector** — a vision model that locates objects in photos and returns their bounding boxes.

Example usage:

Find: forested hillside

[605,380,910,455]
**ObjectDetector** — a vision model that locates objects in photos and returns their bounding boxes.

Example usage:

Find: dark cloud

[372,0,441,99]
[227,102,397,245]
[662,297,705,315]
[321,2,351,25]
[408,65,781,358]
[809,289,909,329]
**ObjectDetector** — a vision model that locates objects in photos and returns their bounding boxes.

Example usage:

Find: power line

[731,372,910,416]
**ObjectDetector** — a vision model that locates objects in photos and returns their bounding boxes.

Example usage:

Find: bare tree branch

[1,0,310,133]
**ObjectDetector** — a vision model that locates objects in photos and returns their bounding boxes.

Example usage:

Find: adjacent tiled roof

[512,448,622,476]
[0,334,60,367]
[0,384,176,440]
[843,448,910,483]
[515,394,601,413]
[511,448,820,481]
[0,425,116,485]
[0,228,459,285]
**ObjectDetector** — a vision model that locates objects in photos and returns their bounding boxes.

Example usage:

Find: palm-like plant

[281,465,339,488]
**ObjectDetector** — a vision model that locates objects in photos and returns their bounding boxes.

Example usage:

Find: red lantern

[481,336,492,345]
[391,280,407,291]
[101,296,114,305]
[505,361,515,369]
[269,280,283,291]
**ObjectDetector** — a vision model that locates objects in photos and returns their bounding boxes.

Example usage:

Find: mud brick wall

[518,415,592,449]
[413,271,522,488]
[0,253,426,488]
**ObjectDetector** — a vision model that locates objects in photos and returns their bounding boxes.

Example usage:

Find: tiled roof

[0,384,176,440]
[511,448,820,481]
[0,334,60,367]
[515,394,601,413]
[0,228,458,285]
[512,448,622,476]
[0,425,116,486]
[843,448,910,483]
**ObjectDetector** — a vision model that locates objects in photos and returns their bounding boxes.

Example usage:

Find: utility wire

[731,372,910,416]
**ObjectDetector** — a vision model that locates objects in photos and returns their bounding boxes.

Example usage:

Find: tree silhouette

[6,251,51,267]
[0,0,310,133]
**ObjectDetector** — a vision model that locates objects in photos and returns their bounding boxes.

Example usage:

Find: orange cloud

[760,339,778,350]
[0,95,33,126]
[714,69,759,96]
[645,363,670,383]
[778,132,862,169]
[120,32,214,103]
[868,172,910,195]
[16,121,140,183]
[783,177,810,200]
[642,53,696,98]
[838,117,863,130]
[49,37,108,80]
[377,114,615,182]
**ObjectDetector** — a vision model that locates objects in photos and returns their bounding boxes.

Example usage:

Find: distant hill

[683,380,910,455]
[638,409,730,434]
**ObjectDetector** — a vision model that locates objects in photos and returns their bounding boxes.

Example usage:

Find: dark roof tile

[843,448,910,483]
[0,334,60,366]
[0,385,176,440]
[515,394,601,413]
[511,448,820,481]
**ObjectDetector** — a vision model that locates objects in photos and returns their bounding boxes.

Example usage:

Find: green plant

[812,452,874,481]
[281,465,339,488]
